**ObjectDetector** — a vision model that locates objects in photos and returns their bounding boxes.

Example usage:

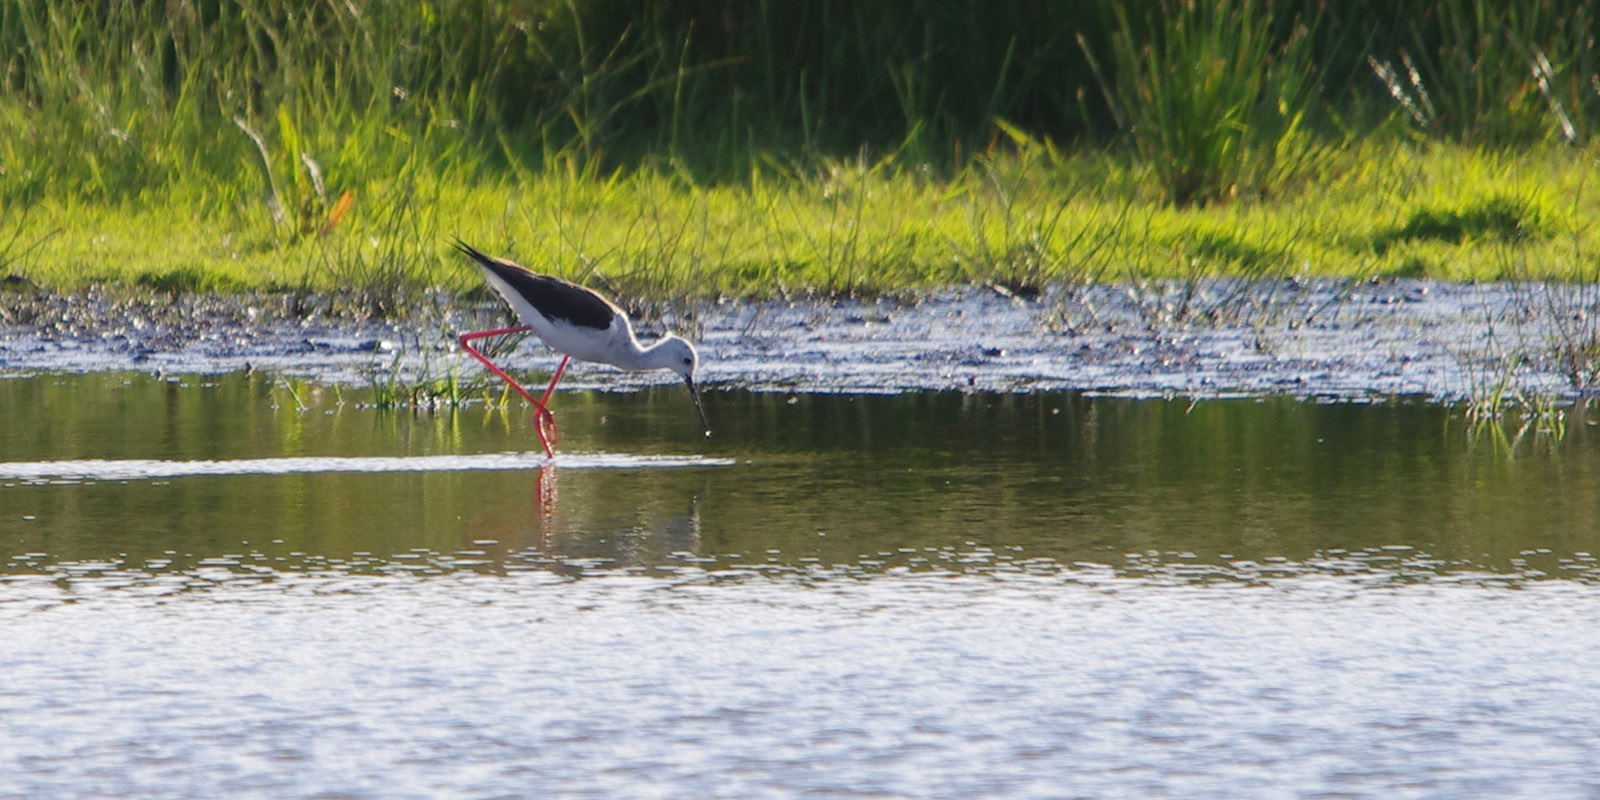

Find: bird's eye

[682,357,693,366]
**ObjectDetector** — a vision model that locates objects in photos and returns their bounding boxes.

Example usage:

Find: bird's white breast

[479,267,636,366]
[532,315,633,364]
[483,278,620,366]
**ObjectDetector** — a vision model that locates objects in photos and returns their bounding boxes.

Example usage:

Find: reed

[1086,0,1323,205]
[10,2,1600,202]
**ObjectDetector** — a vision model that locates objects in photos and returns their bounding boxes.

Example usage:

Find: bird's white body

[454,240,708,448]
[475,266,624,363]
[473,261,697,374]
[460,236,710,454]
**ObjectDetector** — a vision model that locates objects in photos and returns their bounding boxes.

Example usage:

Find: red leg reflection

[535,462,558,522]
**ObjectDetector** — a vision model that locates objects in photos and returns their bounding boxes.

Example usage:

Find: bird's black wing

[453,239,617,330]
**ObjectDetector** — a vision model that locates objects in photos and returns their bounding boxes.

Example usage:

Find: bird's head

[656,334,699,381]
[655,335,709,436]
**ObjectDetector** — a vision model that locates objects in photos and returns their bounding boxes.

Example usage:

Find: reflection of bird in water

[455,471,705,577]
[534,474,707,576]
[454,239,710,457]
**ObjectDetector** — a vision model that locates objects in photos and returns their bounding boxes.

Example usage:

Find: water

[4,372,1600,797]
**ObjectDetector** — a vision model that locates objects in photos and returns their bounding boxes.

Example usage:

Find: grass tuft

[1381,195,1548,250]
[1087,0,1323,206]
[135,265,246,294]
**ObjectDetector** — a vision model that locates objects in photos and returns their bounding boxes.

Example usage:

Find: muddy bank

[0,280,1590,402]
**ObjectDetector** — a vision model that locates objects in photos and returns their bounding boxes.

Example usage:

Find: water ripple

[2,572,1599,797]
[0,452,733,482]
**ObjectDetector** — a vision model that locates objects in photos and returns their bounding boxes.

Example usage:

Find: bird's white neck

[609,334,682,372]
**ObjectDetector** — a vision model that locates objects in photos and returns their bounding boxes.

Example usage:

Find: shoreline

[0,279,1587,404]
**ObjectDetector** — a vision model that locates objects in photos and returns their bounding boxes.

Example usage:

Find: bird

[454,239,709,458]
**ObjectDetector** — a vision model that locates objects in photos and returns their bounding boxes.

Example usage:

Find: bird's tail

[450,237,491,266]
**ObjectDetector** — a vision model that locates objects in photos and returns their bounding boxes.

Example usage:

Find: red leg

[459,326,536,405]
[532,356,570,454]
[459,325,563,457]
[539,355,571,406]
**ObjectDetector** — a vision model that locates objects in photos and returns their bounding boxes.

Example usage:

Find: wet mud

[0,279,1588,401]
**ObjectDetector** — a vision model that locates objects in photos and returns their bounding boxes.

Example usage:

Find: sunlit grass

[11,140,1600,301]
[9,1,1600,306]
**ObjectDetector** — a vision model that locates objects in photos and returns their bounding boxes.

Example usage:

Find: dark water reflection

[12,373,1600,798]
[3,372,1598,584]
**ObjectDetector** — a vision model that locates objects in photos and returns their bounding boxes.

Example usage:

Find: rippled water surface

[5,372,1600,797]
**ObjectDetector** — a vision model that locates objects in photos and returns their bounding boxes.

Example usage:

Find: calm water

[4,372,1600,797]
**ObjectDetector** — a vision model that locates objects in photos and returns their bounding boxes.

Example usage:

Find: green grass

[10,1,1600,303]
[9,1,1600,202]
[1089,0,1323,205]
[11,140,1600,302]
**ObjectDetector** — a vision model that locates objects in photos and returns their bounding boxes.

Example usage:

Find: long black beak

[685,375,711,436]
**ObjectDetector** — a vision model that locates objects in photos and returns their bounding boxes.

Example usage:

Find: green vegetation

[15,142,1599,299]
[6,1,1600,300]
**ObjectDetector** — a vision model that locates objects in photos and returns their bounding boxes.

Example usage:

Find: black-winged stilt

[454,240,710,457]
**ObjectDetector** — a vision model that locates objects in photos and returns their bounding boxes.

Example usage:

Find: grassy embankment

[4,0,1600,306]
